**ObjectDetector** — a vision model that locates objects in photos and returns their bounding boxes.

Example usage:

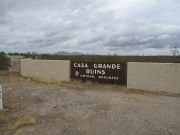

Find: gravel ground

[0,74,180,135]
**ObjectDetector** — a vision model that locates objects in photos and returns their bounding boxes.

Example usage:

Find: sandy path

[0,75,180,135]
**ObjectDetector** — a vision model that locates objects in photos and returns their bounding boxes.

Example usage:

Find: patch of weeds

[3,103,16,110]
[0,111,5,124]
[9,116,37,130]
[0,71,9,76]
[3,93,17,111]
[0,116,37,134]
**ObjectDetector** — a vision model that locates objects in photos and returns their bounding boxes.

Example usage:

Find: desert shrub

[38,54,180,63]
[0,51,10,70]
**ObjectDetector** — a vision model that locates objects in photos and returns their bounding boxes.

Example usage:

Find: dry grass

[0,74,37,133]
[1,72,179,97]
[9,116,37,130]
[0,111,5,124]
[0,71,9,77]
[26,77,161,96]
[26,77,180,97]
[23,76,127,92]
[0,116,37,133]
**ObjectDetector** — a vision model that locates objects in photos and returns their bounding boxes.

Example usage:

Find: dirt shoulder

[0,73,180,135]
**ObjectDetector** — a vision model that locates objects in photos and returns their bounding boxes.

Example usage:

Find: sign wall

[71,62,127,84]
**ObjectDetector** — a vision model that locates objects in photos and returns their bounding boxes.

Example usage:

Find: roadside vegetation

[38,54,180,63]
[8,116,37,130]
[8,52,180,63]
[0,112,5,124]
[0,52,10,70]
[0,80,37,134]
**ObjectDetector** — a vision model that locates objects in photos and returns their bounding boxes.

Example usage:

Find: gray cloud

[0,0,180,55]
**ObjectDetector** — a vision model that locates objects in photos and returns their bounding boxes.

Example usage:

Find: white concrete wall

[21,59,70,82]
[9,56,24,73]
[127,62,180,93]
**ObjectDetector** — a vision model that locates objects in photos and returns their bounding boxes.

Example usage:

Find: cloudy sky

[0,0,180,55]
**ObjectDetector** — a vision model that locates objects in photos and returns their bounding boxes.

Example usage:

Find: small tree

[0,52,10,70]
[170,47,179,56]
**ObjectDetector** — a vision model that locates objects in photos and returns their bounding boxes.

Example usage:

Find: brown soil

[0,73,180,135]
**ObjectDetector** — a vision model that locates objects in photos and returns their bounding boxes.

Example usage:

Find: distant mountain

[55,51,83,55]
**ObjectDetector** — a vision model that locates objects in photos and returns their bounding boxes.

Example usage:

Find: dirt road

[0,74,180,135]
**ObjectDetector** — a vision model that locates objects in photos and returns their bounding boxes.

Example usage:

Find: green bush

[0,51,10,70]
